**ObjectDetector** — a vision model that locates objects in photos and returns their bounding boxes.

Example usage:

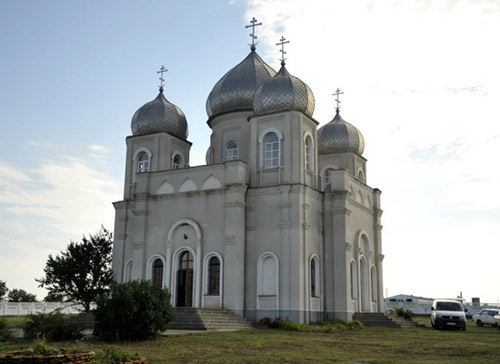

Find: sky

[0,0,499,304]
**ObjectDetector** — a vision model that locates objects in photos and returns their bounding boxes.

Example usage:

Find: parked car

[431,299,467,331]
[495,315,500,329]
[473,309,500,327]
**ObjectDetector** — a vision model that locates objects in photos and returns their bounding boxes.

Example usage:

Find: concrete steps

[353,312,424,328]
[168,308,254,331]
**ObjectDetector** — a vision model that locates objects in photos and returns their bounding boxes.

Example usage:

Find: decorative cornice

[346,242,352,252]
[224,235,237,245]
[375,224,383,231]
[378,254,385,262]
[279,222,292,229]
[332,208,351,216]
[224,201,246,209]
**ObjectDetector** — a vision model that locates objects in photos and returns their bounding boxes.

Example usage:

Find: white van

[431,299,467,331]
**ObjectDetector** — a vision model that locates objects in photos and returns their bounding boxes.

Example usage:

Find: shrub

[393,307,415,320]
[95,346,140,364]
[94,280,175,341]
[260,316,363,332]
[24,310,83,341]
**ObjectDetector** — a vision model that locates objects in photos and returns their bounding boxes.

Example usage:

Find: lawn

[2,318,500,363]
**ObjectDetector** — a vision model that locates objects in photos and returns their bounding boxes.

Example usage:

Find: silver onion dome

[253,65,315,116]
[318,111,364,155]
[131,91,188,139]
[206,51,277,118]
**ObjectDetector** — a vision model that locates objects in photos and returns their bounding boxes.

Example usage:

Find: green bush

[94,280,175,341]
[24,310,83,341]
[393,307,415,320]
[95,346,140,364]
[259,316,362,332]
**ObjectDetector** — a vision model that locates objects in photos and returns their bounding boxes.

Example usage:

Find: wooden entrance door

[177,251,194,307]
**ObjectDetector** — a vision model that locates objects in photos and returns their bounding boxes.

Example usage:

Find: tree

[94,280,175,341]
[0,280,7,300]
[44,292,65,302]
[36,227,114,312]
[8,289,37,302]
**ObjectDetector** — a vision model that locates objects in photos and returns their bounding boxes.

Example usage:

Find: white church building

[112,22,384,323]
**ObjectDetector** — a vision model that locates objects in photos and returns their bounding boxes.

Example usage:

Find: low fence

[0,301,91,316]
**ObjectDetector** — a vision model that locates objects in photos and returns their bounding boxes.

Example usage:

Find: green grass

[1,316,27,328]
[1,319,500,363]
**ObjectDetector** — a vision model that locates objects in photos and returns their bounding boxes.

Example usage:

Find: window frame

[264,133,280,168]
[225,141,239,161]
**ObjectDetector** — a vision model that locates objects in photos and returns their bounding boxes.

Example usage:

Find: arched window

[124,260,133,282]
[172,153,183,169]
[324,168,334,188]
[358,169,365,182]
[305,137,312,171]
[152,258,164,288]
[225,142,239,161]
[350,260,357,299]
[137,152,150,173]
[371,266,377,302]
[260,256,277,295]
[264,133,280,168]
[207,256,220,295]
[311,257,319,297]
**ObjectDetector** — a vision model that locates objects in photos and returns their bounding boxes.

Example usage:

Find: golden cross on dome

[333,88,344,113]
[246,17,262,51]
[157,65,168,92]
[276,36,290,66]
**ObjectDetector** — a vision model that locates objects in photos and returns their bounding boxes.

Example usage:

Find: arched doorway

[177,251,194,307]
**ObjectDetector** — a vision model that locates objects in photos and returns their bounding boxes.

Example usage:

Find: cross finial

[333,88,344,113]
[246,17,262,51]
[276,36,290,66]
[157,65,168,92]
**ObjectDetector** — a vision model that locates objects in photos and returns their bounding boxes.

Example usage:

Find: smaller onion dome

[253,65,315,116]
[206,51,277,118]
[318,110,364,155]
[131,91,188,139]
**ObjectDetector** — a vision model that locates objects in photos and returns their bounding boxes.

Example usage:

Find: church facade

[112,32,384,323]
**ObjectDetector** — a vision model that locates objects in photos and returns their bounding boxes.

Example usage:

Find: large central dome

[206,51,276,118]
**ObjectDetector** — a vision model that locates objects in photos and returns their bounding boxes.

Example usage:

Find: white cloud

[0,151,121,298]
[88,144,109,153]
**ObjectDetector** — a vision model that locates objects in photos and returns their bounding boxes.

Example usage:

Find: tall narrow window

[225,142,239,161]
[152,259,163,288]
[137,152,150,173]
[311,257,319,297]
[264,133,280,168]
[350,261,357,299]
[324,168,334,188]
[371,267,377,302]
[305,137,312,171]
[172,154,182,169]
[208,256,220,295]
[125,261,133,282]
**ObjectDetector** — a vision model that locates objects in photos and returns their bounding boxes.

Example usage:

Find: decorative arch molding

[303,130,315,147]
[146,254,166,288]
[356,167,365,182]
[256,252,280,309]
[132,147,153,161]
[320,165,339,191]
[202,252,224,308]
[155,180,175,195]
[358,256,370,312]
[202,175,222,190]
[320,164,340,177]
[349,259,358,300]
[167,218,202,245]
[179,178,197,192]
[258,127,284,145]
[354,229,370,257]
[171,246,199,308]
